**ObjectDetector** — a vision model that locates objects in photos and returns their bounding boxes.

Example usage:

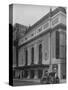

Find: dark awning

[13,64,49,70]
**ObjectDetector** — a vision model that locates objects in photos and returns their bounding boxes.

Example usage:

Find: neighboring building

[13,23,28,76]
[14,7,66,82]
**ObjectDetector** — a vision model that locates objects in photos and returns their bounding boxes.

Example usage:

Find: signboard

[52,64,58,73]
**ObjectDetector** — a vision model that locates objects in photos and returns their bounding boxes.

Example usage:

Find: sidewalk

[13,78,40,83]
[60,79,66,83]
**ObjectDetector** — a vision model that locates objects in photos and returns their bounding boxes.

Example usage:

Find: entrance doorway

[30,70,35,79]
[38,70,43,79]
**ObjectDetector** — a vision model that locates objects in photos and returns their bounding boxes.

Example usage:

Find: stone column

[27,70,30,79]
[20,70,22,79]
[48,64,52,73]
[23,70,25,79]
[21,70,23,79]
[42,41,45,64]
[34,43,38,64]
[58,63,61,80]
[28,47,31,65]
[34,70,38,79]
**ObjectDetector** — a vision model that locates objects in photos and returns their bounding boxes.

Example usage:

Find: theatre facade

[13,7,66,82]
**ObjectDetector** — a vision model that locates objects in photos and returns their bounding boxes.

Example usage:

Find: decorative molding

[18,11,66,46]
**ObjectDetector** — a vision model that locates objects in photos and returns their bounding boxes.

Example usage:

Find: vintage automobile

[40,71,50,84]
[40,72,59,84]
[40,76,48,84]
[48,72,59,84]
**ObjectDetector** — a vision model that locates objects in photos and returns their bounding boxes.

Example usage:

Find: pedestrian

[55,75,59,83]
[55,73,60,83]
[46,74,50,84]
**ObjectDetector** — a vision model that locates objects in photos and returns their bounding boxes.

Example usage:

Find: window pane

[60,46,65,59]
[31,47,34,64]
[56,31,59,59]
[25,49,28,65]
[60,32,66,46]
[38,44,42,64]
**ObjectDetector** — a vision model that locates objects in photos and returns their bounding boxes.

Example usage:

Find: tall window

[56,31,59,59]
[56,31,66,59]
[25,49,28,65]
[60,32,66,79]
[31,47,34,65]
[59,32,66,59]
[38,44,42,64]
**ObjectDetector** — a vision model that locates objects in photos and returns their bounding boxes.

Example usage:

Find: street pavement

[13,79,66,86]
[13,79,41,86]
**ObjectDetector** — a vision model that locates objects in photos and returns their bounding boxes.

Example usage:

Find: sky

[13,4,57,26]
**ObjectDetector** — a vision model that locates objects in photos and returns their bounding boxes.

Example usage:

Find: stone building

[13,23,28,77]
[14,7,66,82]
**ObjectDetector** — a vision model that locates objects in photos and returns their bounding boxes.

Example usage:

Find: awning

[14,64,49,70]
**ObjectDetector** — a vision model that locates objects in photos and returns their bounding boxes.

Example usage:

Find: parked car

[40,72,59,84]
[40,76,48,84]
[40,72,50,84]
[49,72,59,84]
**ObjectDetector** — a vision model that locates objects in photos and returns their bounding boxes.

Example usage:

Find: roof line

[25,7,66,34]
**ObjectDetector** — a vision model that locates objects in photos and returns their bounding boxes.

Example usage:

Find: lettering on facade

[38,27,42,32]
[19,22,49,46]
[52,64,58,73]
[19,12,66,46]
[43,22,49,29]
[52,17,59,26]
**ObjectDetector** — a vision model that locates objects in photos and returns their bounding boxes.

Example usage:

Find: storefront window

[38,70,43,79]
[24,70,28,78]
[30,70,35,79]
